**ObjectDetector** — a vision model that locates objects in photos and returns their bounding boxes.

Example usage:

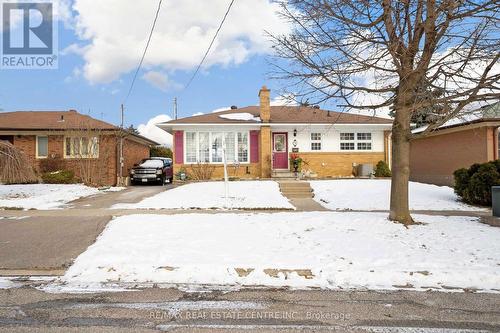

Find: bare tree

[0,141,38,184]
[64,121,115,187]
[270,0,500,224]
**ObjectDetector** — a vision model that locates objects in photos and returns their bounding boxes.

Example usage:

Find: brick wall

[173,162,261,180]
[13,135,36,162]
[12,133,150,186]
[260,126,272,178]
[123,138,150,175]
[297,152,386,177]
[410,126,493,186]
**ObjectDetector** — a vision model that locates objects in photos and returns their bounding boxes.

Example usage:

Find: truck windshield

[138,160,164,168]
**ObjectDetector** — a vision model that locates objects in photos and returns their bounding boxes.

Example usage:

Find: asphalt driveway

[0,215,109,274]
[70,184,169,209]
[0,185,171,275]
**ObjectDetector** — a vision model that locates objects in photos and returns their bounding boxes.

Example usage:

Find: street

[0,283,499,332]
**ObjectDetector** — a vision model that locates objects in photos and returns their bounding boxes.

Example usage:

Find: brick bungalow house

[0,110,157,185]
[158,86,393,179]
[410,102,500,186]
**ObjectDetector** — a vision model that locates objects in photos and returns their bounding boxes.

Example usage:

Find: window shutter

[250,130,259,163]
[174,131,184,164]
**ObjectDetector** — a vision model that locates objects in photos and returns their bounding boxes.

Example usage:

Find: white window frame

[64,136,99,159]
[340,132,372,151]
[184,131,250,164]
[184,132,198,163]
[310,132,322,151]
[36,135,48,159]
[356,132,372,151]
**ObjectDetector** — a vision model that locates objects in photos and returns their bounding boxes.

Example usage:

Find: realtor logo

[1,1,58,69]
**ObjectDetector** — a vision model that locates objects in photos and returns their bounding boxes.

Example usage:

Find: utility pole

[119,104,124,185]
[173,97,178,120]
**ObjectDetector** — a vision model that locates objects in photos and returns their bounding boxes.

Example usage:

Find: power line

[183,0,236,91]
[124,0,163,103]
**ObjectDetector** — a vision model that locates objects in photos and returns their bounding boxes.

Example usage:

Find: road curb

[0,269,65,276]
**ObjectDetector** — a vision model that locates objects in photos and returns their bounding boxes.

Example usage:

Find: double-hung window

[211,132,223,163]
[311,132,322,151]
[340,132,372,151]
[185,131,249,164]
[36,136,48,158]
[185,132,197,163]
[356,133,372,150]
[340,132,355,150]
[237,132,249,162]
[198,132,210,163]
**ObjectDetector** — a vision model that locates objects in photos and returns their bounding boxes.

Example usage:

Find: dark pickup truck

[130,157,173,185]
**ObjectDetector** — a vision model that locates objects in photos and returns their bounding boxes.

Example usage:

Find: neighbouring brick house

[158,86,393,179]
[410,102,500,186]
[0,110,157,185]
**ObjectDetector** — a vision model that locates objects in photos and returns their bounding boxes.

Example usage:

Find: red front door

[272,132,288,169]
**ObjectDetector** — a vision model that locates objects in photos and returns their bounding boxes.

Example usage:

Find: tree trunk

[389,107,414,225]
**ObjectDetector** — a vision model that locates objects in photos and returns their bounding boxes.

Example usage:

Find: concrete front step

[278,181,314,198]
[280,184,311,190]
[272,171,298,179]
[283,193,314,198]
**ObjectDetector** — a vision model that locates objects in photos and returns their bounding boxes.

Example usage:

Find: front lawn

[310,179,486,211]
[0,184,101,210]
[111,181,295,210]
[61,212,500,292]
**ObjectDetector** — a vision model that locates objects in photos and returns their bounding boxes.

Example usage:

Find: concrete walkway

[277,180,328,211]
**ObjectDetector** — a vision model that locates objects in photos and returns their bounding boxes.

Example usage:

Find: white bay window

[185,131,250,164]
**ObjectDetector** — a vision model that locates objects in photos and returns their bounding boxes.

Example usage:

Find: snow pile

[112,181,294,210]
[219,113,261,122]
[0,184,101,210]
[310,180,485,211]
[61,212,500,292]
[0,278,22,289]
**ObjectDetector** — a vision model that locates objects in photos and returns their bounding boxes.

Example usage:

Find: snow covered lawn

[112,181,294,210]
[61,212,500,292]
[311,179,485,211]
[0,184,102,210]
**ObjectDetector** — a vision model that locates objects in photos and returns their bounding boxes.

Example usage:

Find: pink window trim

[174,131,184,164]
[250,130,259,163]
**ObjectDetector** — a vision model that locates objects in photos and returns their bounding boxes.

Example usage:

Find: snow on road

[0,184,102,210]
[112,181,294,210]
[61,212,500,292]
[310,180,486,211]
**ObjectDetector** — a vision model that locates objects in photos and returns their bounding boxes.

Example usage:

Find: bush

[452,168,469,197]
[454,161,500,206]
[39,156,64,173]
[150,146,172,158]
[41,170,76,184]
[374,160,392,177]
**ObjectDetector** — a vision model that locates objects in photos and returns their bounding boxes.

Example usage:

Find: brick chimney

[259,85,270,123]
